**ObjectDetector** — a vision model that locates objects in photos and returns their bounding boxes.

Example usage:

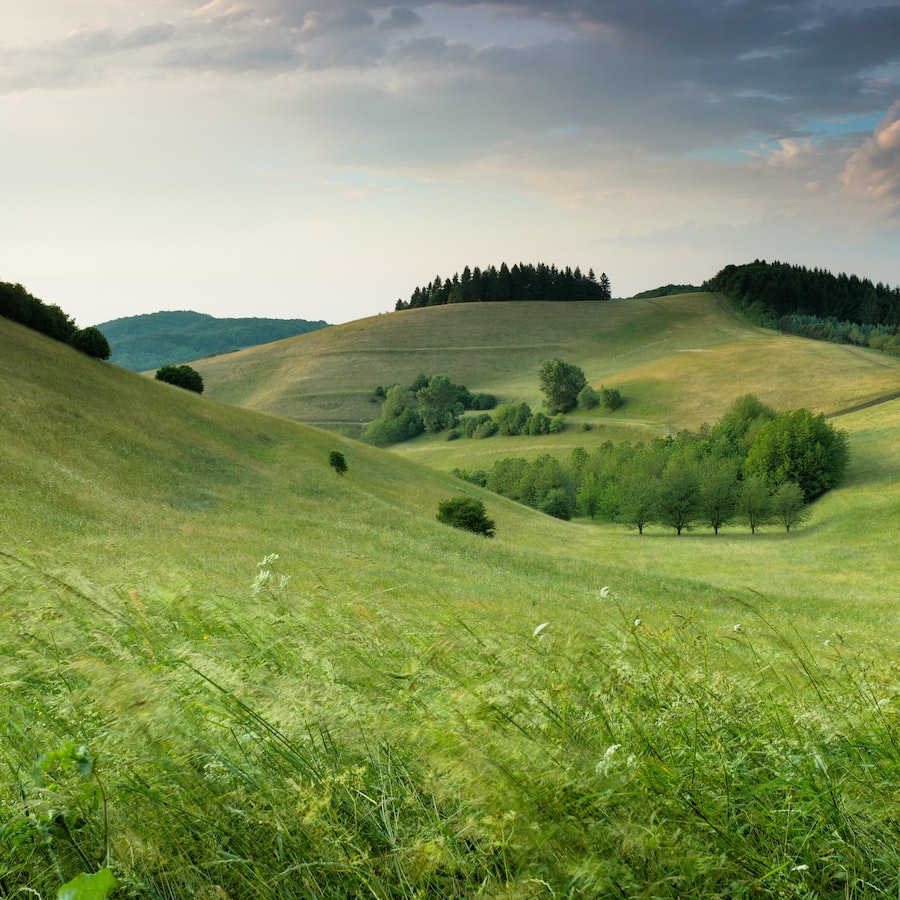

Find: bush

[328,450,348,475]
[600,386,623,411]
[155,364,204,394]
[578,385,600,410]
[68,326,111,360]
[436,497,496,537]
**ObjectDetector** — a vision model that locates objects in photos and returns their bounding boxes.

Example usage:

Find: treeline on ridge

[0,281,110,359]
[706,260,900,355]
[455,395,849,533]
[395,262,612,310]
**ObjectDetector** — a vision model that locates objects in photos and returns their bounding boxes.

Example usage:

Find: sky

[2,1,900,327]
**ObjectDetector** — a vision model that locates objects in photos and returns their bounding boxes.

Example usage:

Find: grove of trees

[395,263,611,310]
[362,375,497,446]
[454,395,848,533]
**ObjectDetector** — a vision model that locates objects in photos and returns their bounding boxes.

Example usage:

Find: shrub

[600,386,623,411]
[436,497,496,537]
[68,326,111,360]
[578,385,600,410]
[328,450,348,475]
[155,364,204,394]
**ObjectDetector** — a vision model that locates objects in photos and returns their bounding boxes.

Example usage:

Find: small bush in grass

[328,449,348,475]
[436,496,496,537]
[155,363,204,394]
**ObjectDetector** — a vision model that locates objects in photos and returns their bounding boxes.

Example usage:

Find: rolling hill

[193,292,900,447]
[2,307,899,896]
[95,309,330,372]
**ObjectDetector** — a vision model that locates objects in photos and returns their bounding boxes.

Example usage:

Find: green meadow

[2,297,900,897]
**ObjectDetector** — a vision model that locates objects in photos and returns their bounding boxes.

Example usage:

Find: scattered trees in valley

[455,395,847,533]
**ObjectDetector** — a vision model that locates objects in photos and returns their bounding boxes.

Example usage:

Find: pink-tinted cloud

[843,102,900,217]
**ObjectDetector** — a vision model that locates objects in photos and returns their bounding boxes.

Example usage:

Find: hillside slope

[194,294,900,443]
[3,315,899,896]
[96,309,329,372]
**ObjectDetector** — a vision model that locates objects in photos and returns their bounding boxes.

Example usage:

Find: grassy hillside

[2,316,899,896]
[195,294,900,445]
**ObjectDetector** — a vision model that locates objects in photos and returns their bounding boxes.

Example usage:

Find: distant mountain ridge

[96,309,330,371]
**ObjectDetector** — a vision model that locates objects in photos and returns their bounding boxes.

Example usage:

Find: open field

[2,313,899,896]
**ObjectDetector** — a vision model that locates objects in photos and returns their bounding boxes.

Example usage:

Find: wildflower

[790,864,809,873]
[533,622,549,638]
[733,623,743,632]
[633,618,642,628]
[599,586,610,599]
[595,743,623,776]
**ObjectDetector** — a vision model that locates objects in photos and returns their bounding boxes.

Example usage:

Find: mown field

[2,310,899,897]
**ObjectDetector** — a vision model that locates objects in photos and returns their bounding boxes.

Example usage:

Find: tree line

[706,260,900,355]
[395,263,612,310]
[0,281,110,359]
[454,395,849,534]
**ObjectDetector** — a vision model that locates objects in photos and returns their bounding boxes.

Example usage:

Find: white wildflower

[595,743,623,776]
[533,622,549,638]
[790,864,809,873]
[733,623,743,632]
[599,586,610,599]
[633,618,642,628]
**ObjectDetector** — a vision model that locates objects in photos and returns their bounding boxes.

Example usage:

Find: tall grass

[2,549,898,897]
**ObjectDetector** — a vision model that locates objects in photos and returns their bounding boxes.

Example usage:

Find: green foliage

[57,869,117,900]
[328,449,348,475]
[538,357,588,414]
[600,386,623,411]
[743,408,849,501]
[436,496,496,536]
[494,401,533,436]
[0,281,76,342]
[771,480,808,532]
[361,384,424,445]
[739,474,773,534]
[476,397,841,534]
[396,262,610,309]
[706,260,900,341]
[656,454,701,535]
[68,326,111,360]
[155,363,204,394]
[416,374,465,433]
[578,385,600,410]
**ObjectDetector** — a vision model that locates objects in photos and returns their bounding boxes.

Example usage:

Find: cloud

[378,8,425,32]
[843,102,900,217]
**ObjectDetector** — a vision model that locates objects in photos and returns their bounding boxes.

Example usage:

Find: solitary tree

[436,496,496,537]
[328,450,348,476]
[538,358,587,414]
[68,326,111,360]
[156,364,204,394]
